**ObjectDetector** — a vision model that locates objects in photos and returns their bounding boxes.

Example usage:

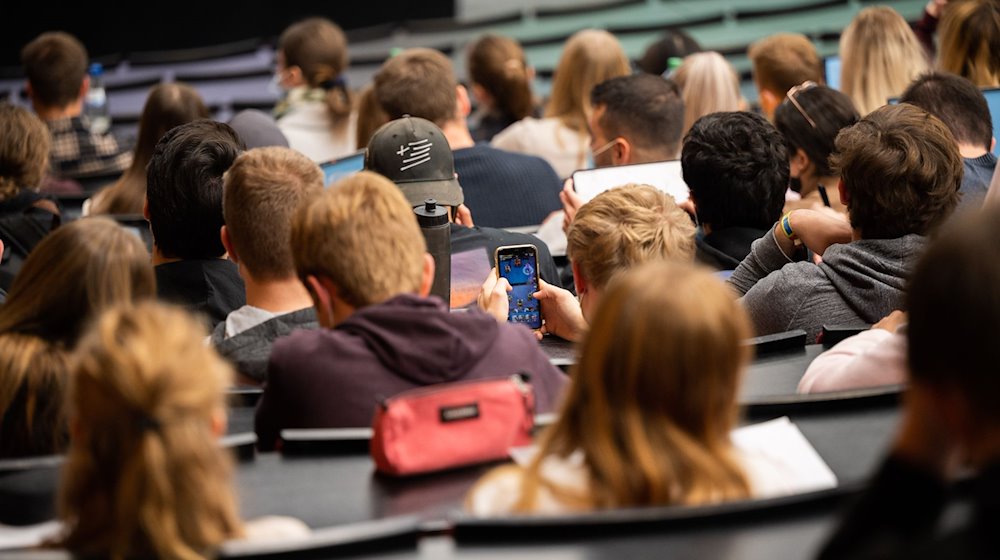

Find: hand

[455,204,474,227]
[775,209,853,258]
[477,268,511,322]
[873,310,907,333]
[533,278,588,342]
[926,0,948,18]
[560,178,583,234]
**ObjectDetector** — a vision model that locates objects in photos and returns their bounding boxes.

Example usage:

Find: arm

[727,229,796,296]
[797,328,904,394]
[254,352,288,452]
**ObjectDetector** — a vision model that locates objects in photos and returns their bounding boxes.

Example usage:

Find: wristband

[780,212,797,240]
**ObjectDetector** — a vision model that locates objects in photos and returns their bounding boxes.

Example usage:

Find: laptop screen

[320,151,365,186]
[824,55,841,91]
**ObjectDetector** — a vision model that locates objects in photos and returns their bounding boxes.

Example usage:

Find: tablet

[319,150,365,186]
[571,160,688,204]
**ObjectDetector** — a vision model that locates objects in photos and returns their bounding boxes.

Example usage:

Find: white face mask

[268,72,286,97]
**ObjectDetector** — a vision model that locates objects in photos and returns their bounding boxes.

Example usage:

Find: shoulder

[466,464,528,516]
[270,328,330,368]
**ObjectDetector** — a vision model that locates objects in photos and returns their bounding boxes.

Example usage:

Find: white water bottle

[85,62,110,134]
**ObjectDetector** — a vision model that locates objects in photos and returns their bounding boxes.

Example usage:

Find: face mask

[789,176,803,194]
[268,72,287,97]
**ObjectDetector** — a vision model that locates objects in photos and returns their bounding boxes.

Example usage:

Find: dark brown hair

[831,103,961,239]
[374,48,457,126]
[0,103,50,201]
[466,34,533,121]
[279,17,355,129]
[21,31,88,108]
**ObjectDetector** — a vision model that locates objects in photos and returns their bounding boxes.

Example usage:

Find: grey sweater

[728,230,926,341]
[210,307,318,384]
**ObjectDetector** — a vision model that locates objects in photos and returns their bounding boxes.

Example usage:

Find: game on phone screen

[497,247,542,329]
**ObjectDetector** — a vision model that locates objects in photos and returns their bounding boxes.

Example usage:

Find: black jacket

[155,259,245,328]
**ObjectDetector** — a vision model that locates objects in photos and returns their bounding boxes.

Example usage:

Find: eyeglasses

[591,138,620,159]
[785,81,819,129]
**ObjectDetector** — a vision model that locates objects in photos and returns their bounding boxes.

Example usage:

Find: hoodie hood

[337,294,501,384]
[819,234,925,322]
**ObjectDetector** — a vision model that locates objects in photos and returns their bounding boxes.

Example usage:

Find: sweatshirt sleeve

[727,229,795,296]
[798,329,906,393]
[254,347,288,452]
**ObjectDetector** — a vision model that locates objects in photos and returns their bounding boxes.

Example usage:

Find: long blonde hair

[840,6,930,115]
[938,0,1000,87]
[672,52,742,136]
[480,262,753,511]
[58,302,243,560]
[545,29,631,134]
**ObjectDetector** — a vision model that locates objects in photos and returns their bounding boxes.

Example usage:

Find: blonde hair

[672,52,743,136]
[747,33,823,95]
[566,184,696,290]
[58,302,243,560]
[938,0,1000,87]
[223,146,324,281]
[474,262,753,511]
[291,171,426,308]
[0,103,50,202]
[840,6,930,115]
[279,17,355,131]
[0,335,67,458]
[545,29,631,134]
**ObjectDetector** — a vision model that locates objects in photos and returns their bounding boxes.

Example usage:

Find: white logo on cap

[397,139,433,171]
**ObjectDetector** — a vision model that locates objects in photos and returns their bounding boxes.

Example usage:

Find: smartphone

[571,160,688,205]
[494,244,543,330]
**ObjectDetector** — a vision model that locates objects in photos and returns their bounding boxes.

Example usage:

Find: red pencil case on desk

[371,374,535,476]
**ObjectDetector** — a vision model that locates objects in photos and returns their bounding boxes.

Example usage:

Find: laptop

[319,150,365,186]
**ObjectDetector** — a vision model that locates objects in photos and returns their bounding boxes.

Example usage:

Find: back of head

[900,71,993,152]
[566,184,696,290]
[774,84,860,177]
[672,52,742,135]
[223,147,324,281]
[20,31,87,109]
[939,0,1000,87]
[355,83,390,149]
[374,48,457,126]
[546,29,632,133]
[748,33,822,96]
[0,103,50,202]
[907,205,1000,426]
[681,112,789,231]
[839,6,929,115]
[831,103,961,238]
[278,17,353,121]
[146,119,245,259]
[466,34,533,121]
[93,83,211,216]
[590,74,685,160]
[291,171,426,308]
[637,29,702,76]
[534,262,751,508]
[60,301,241,559]
[0,217,155,345]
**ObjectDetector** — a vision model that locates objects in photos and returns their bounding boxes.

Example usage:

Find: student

[729,103,962,340]
[20,31,132,182]
[354,84,388,150]
[817,205,1000,559]
[899,72,997,212]
[938,0,1000,87]
[774,82,859,215]
[747,33,823,119]
[89,82,210,215]
[637,29,702,76]
[0,104,60,290]
[467,262,816,514]
[0,217,155,458]
[466,34,537,143]
[57,301,308,559]
[672,52,744,136]
[145,120,246,328]
[480,184,696,343]
[839,7,930,115]
[254,171,568,450]
[373,48,562,228]
[212,147,322,385]
[273,17,356,162]
[681,111,788,271]
[492,29,632,178]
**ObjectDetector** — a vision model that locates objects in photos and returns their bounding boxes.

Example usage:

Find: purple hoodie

[254,294,568,451]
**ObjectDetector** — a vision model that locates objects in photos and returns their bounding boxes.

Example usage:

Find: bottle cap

[413,198,449,227]
[89,62,104,76]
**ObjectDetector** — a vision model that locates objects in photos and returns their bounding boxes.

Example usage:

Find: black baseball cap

[364,116,464,207]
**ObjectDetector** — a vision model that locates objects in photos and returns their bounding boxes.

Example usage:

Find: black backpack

[0,191,61,291]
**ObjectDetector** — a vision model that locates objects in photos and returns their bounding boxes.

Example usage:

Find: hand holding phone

[494,244,543,330]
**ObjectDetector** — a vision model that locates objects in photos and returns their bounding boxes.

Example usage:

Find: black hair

[774,85,859,177]
[900,71,994,152]
[145,120,245,259]
[681,112,789,231]
[591,74,685,157]
[637,30,702,76]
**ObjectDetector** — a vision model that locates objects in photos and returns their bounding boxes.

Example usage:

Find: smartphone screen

[495,245,542,330]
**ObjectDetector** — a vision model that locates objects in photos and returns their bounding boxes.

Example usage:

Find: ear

[612,138,631,166]
[142,197,151,221]
[991,137,996,154]
[759,89,779,120]
[455,84,472,119]
[418,253,436,297]
[210,408,227,439]
[789,147,811,179]
[305,274,336,328]
[24,81,34,103]
[283,65,305,88]
[571,260,588,297]
[220,225,239,264]
[79,74,90,102]
[470,83,492,106]
[837,178,849,206]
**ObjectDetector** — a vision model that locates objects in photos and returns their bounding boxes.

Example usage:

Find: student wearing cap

[254,170,568,450]
[364,116,560,287]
